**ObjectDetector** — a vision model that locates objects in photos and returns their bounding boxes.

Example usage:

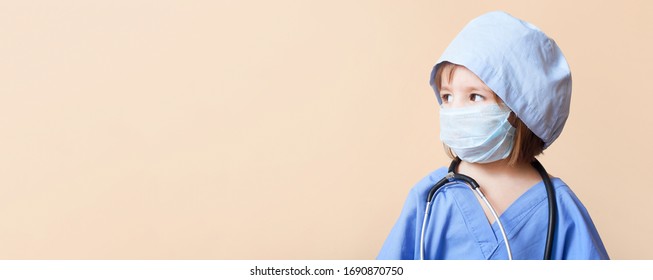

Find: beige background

[1,0,651,259]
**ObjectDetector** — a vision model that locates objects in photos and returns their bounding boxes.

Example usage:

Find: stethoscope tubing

[420,157,557,260]
[420,171,513,260]
[532,159,557,260]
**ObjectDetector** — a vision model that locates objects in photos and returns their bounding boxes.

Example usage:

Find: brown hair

[435,62,545,166]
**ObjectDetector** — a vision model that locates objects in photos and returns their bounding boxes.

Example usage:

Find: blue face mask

[439,104,515,163]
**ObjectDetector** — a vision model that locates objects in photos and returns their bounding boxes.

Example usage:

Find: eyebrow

[440,84,492,92]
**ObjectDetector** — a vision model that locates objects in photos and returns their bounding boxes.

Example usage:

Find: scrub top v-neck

[377,167,609,260]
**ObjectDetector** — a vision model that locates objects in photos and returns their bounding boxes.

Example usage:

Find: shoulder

[549,178,610,259]
[409,166,449,197]
[550,178,591,215]
[395,166,449,210]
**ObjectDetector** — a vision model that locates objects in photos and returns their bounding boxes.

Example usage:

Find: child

[377,11,609,260]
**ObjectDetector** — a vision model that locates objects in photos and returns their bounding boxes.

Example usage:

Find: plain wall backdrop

[1,0,652,259]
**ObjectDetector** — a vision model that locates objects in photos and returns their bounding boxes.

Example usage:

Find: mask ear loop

[507,111,517,127]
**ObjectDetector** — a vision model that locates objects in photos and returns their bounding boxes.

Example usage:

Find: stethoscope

[419,157,557,260]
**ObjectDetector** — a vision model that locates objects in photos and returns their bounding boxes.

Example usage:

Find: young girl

[377,11,609,260]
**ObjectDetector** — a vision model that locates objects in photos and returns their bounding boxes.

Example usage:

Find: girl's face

[439,66,500,108]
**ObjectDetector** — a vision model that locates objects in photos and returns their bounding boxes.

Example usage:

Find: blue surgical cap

[429,11,571,149]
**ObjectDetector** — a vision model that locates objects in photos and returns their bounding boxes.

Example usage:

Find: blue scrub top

[377,167,609,260]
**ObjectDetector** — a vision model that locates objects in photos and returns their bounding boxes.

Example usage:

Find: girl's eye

[470,93,486,102]
[441,94,452,103]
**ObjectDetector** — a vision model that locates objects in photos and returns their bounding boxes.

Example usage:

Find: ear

[508,112,518,127]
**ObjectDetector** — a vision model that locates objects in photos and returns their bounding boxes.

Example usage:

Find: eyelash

[470,94,485,102]
[441,93,485,103]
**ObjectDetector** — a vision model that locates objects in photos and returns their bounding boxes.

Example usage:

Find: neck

[457,158,536,180]
[454,158,545,225]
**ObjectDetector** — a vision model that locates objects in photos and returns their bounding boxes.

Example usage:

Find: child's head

[429,11,571,165]
[435,62,544,166]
